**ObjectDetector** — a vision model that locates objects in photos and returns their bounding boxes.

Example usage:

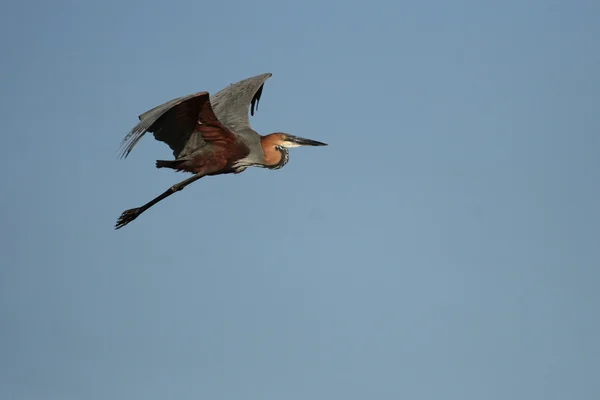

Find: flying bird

[115,73,327,229]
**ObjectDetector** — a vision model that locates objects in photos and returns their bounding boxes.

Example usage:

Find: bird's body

[115,73,327,229]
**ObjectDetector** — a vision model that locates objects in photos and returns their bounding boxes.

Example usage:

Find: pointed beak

[287,134,328,146]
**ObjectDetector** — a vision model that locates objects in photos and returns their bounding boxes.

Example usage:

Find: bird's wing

[120,73,271,159]
[184,92,249,172]
[137,93,189,121]
[176,73,272,158]
[119,92,210,159]
[210,72,272,134]
[195,94,238,145]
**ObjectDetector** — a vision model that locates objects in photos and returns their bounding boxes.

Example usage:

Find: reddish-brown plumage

[260,133,286,167]
[166,93,251,175]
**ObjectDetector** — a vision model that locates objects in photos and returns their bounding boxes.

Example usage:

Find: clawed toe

[115,208,142,230]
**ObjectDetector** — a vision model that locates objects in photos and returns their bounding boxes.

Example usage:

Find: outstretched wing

[120,72,272,159]
[119,92,210,159]
[177,72,273,158]
[209,72,272,133]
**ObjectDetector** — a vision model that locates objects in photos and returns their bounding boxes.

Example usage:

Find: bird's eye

[280,134,287,141]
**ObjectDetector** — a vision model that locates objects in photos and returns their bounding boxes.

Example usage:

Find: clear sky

[1,0,599,399]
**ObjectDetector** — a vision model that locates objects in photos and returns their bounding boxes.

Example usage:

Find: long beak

[288,134,328,146]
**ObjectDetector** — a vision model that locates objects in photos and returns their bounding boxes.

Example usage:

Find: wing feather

[210,72,272,133]
[119,92,208,159]
[119,73,272,159]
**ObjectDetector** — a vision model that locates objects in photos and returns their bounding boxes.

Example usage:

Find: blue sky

[1,0,599,399]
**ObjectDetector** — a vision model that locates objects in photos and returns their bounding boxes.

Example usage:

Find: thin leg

[115,173,205,229]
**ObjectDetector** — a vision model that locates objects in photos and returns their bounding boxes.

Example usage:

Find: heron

[115,73,327,229]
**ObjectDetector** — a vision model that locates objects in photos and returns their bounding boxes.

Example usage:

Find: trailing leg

[115,172,205,229]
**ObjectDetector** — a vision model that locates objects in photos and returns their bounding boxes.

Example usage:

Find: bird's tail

[156,160,185,170]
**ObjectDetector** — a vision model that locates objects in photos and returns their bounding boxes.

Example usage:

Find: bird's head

[260,133,327,170]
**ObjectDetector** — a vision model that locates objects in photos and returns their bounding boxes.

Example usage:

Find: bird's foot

[115,207,143,230]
